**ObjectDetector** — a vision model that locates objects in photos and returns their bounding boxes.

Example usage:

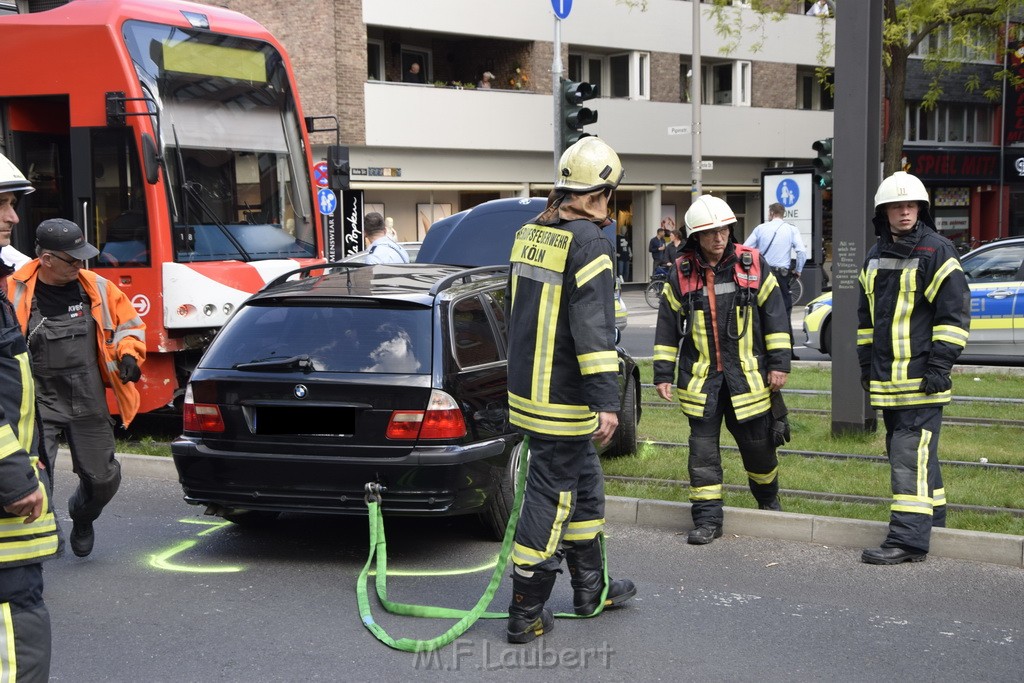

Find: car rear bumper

[171,436,516,517]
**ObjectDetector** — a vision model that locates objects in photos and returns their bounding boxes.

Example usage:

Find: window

[451,295,500,369]
[367,39,383,81]
[798,69,834,111]
[906,103,994,144]
[962,244,1024,283]
[911,25,996,64]
[569,51,649,100]
[401,48,431,84]
[702,61,750,107]
[93,128,150,267]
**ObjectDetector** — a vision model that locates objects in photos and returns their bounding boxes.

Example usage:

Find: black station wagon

[172,263,525,538]
[173,199,641,539]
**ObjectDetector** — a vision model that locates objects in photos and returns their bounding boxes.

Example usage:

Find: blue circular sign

[551,0,572,20]
[776,179,799,208]
[318,188,337,215]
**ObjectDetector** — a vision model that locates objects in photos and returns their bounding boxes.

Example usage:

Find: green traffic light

[812,137,834,189]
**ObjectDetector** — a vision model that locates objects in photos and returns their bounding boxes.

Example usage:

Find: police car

[802,236,1024,358]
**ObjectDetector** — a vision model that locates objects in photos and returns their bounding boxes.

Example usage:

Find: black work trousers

[881,407,946,553]
[687,383,779,528]
[512,436,605,572]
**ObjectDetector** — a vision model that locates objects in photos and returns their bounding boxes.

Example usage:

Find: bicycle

[645,265,670,309]
[789,275,804,306]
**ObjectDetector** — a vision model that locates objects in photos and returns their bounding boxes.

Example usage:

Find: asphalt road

[43,468,1023,682]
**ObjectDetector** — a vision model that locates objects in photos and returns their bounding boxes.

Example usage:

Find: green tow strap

[356,435,610,652]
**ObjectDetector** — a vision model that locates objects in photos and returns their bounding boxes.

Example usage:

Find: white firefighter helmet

[683,195,736,238]
[555,137,624,193]
[874,171,928,209]
[0,152,33,195]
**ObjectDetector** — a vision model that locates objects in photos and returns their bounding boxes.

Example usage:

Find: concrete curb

[605,496,1024,568]
[67,452,1024,569]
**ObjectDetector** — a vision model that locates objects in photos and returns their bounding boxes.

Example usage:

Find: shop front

[901,148,1005,249]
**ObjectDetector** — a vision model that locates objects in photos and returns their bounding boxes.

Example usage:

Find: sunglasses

[47,252,84,267]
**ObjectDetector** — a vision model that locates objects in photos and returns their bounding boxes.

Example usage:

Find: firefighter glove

[920,367,952,395]
[118,355,141,383]
[860,367,870,393]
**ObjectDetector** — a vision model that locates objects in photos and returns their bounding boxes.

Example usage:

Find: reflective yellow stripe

[764,332,790,351]
[563,517,605,541]
[508,392,592,417]
[653,344,678,362]
[859,264,878,324]
[689,484,722,501]
[0,427,20,459]
[923,257,963,303]
[575,254,613,288]
[532,282,561,402]
[933,487,947,507]
[0,602,14,682]
[891,268,915,381]
[663,284,682,311]
[747,467,778,485]
[857,328,873,345]
[756,270,777,306]
[0,511,56,538]
[0,534,60,562]
[16,351,33,454]
[891,493,933,515]
[688,310,711,394]
[916,429,931,497]
[510,411,597,437]
[577,350,617,376]
[869,379,925,393]
[511,491,573,567]
[932,324,968,347]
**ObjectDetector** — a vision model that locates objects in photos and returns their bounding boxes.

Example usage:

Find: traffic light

[559,79,599,154]
[812,137,833,189]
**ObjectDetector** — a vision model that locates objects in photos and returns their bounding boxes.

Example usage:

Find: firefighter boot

[506,566,558,644]
[564,538,637,616]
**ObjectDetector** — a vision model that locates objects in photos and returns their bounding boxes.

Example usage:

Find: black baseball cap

[36,218,99,261]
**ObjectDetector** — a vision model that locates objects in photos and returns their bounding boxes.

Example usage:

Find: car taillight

[386,389,467,440]
[181,384,225,433]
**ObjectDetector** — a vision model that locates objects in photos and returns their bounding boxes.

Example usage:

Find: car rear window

[201,303,432,373]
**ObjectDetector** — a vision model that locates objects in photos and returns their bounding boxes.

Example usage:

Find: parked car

[173,263,526,539]
[802,236,1024,358]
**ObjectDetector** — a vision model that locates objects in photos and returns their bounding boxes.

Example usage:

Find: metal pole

[553,17,563,173]
[831,0,882,435]
[999,10,1009,240]
[691,0,702,201]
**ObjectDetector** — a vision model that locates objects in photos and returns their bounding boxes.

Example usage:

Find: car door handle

[985,290,1013,299]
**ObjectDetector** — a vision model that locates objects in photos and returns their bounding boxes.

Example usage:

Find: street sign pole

[553,16,563,173]
[691,0,702,201]
[551,0,572,172]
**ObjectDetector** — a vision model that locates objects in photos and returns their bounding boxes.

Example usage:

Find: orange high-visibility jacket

[11,261,146,426]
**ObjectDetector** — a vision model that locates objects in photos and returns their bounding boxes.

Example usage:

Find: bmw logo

[293,384,308,399]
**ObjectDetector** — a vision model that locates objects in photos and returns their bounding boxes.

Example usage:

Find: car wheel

[222,509,281,527]
[606,378,639,458]
[821,319,832,357]
[478,441,521,541]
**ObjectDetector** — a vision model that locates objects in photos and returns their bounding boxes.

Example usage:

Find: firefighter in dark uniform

[653,195,792,545]
[505,137,636,644]
[859,171,970,565]
[0,152,60,682]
